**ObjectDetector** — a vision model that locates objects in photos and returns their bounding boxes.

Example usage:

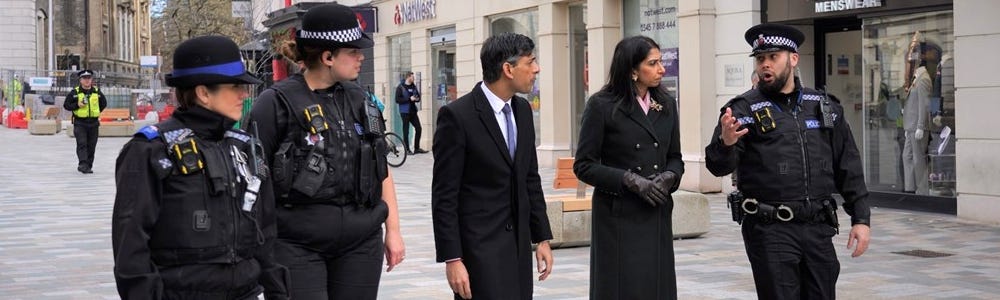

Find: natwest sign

[393,0,436,25]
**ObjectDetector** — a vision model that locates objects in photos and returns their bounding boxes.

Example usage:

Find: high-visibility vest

[73,86,101,118]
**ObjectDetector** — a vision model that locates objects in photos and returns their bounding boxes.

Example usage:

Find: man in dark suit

[432,33,554,300]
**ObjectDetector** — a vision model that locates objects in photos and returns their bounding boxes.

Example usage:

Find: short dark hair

[480,33,535,83]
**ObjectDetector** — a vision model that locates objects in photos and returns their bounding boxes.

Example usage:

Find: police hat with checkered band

[165,35,262,88]
[77,69,95,78]
[745,23,805,57]
[296,3,373,50]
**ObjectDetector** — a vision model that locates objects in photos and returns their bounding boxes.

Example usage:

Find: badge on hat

[745,23,805,57]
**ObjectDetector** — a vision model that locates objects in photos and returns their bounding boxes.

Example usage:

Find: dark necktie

[502,103,517,159]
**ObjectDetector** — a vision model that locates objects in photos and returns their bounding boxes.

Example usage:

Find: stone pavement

[2,126,1000,299]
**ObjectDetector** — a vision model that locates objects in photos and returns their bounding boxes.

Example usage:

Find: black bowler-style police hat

[296,3,374,50]
[165,35,262,88]
[77,69,94,78]
[745,23,805,57]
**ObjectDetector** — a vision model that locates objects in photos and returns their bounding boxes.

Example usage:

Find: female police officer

[112,35,288,299]
[247,3,405,299]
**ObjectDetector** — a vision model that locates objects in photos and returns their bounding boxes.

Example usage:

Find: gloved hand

[915,129,924,139]
[651,171,679,193]
[622,172,668,207]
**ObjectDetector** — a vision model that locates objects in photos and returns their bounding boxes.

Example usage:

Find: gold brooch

[650,102,663,112]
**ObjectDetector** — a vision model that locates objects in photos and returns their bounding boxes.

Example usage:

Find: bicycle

[384,131,407,167]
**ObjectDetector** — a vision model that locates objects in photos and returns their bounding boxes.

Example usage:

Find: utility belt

[728,192,840,232]
[151,246,257,266]
[280,195,357,207]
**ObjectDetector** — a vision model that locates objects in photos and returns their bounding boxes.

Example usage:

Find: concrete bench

[29,107,62,135]
[545,158,710,248]
[67,108,138,137]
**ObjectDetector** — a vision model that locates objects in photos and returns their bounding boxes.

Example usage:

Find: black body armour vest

[142,118,269,266]
[268,79,388,207]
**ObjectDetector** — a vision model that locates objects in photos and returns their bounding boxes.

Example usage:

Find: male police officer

[63,69,107,174]
[705,23,871,300]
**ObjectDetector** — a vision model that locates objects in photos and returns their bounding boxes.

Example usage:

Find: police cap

[745,23,805,57]
[78,69,94,78]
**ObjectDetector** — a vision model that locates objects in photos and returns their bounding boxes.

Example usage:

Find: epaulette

[224,129,251,143]
[136,125,160,140]
[162,128,193,145]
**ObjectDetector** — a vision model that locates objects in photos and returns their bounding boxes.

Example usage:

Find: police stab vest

[267,78,388,207]
[73,86,101,118]
[135,118,269,266]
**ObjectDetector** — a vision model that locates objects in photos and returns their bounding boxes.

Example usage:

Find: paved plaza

[2,126,1000,299]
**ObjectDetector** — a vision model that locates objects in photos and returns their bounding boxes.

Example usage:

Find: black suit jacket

[432,82,553,300]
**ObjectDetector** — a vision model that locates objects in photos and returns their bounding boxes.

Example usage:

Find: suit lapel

[474,83,514,165]
[618,100,661,143]
[513,97,532,164]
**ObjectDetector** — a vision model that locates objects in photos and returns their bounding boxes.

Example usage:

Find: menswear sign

[394,0,436,25]
[815,0,883,13]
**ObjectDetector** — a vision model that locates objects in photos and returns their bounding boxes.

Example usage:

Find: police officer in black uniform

[63,69,107,174]
[705,23,872,300]
[112,35,289,299]
[247,3,405,299]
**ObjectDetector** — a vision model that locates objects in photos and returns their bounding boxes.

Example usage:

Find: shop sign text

[394,0,436,25]
[815,0,883,13]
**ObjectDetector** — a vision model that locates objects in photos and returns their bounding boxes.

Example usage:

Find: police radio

[819,88,836,129]
[754,107,777,133]
[171,138,204,174]
[304,104,330,134]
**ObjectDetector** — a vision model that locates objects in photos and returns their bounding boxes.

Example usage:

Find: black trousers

[275,201,388,300]
[742,217,840,300]
[399,112,422,151]
[158,258,264,300]
[73,122,99,167]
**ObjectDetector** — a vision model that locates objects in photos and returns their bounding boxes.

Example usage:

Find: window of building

[862,11,955,198]
[489,9,540,145]
[623,0,680,100]
[388,33,412,134]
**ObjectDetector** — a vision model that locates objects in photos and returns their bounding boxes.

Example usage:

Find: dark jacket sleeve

[98,90,108,112]
[246,89,287,164]
[523,100,553,243]
[830,102,871,226]
[112,139,165,300]
[664,97,685,192]
[573,95,628,193]
[431,105,465,262]
[395,85,408,104]
[253,177,290,299]
[705,102,744,177]
[63,91,79,111]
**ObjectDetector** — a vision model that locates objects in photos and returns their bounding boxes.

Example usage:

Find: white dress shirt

[480,82,517,144]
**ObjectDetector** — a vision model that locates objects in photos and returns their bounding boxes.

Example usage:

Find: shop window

[623,0,680,101]
[489,10,540,145]
[862,11,955,198]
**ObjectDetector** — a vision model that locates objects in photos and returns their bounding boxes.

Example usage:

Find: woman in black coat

[573,35,684,299]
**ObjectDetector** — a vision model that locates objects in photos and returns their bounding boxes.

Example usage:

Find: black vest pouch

[201,143,230,196]
[271,141,295,199]
[291,142,327,198]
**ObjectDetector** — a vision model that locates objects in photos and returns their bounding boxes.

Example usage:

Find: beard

[758,61,793,95]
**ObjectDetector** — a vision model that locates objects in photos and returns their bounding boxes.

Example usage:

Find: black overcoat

[574,90,684,299]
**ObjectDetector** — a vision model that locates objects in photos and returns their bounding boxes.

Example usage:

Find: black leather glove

[652,171,679,193]
[622,172,668,207]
